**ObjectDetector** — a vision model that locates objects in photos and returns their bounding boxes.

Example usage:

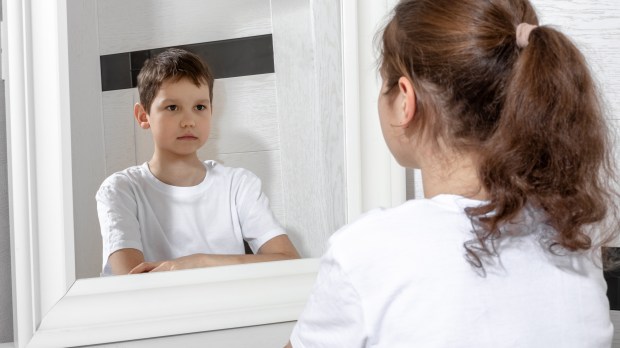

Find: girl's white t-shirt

[96,161,285,276]
[290,194,612,348]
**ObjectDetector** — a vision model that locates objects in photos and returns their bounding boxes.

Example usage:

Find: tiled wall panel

[271,0,345,257]
[97,0,272,55]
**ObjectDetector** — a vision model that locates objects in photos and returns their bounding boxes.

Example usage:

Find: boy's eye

[166,105,178,111]
[196,104,207,111]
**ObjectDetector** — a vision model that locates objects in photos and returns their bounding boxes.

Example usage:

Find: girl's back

[293,195,612,347]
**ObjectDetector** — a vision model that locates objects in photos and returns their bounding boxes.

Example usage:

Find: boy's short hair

[137,48,214,113]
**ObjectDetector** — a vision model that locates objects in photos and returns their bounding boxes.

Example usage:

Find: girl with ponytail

[288,0,618,347]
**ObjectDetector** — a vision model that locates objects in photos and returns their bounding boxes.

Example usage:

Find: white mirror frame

[6,0,402,346]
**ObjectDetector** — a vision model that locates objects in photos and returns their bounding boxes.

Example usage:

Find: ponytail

[466,25,619,269]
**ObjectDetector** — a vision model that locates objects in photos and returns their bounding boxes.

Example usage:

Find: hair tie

[516,23,538,48]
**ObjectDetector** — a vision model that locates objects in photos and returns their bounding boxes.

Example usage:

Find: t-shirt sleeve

[290,246,367,348]
[96,175,143,275]
[234,169,286,253]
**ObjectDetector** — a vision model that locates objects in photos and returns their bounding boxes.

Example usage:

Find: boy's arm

[97,174,144,276]
[128,235,299,274]
[256,234,300,259]
[108,248,145,275]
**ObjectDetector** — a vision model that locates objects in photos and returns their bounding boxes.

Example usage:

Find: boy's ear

[134,103,150,129]
[398,76,416,128]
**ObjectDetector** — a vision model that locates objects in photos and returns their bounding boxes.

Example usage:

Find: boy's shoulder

[97,164,158,199]
[204,160,259,182]
[100,163,148,187]
[96,164,149,202]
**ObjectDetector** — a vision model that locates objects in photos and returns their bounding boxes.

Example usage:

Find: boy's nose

[180,115,195,127]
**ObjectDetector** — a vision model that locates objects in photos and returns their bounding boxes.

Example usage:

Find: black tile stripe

[605,247,620,310]
[100,34,275,91]
[100,53,132,92]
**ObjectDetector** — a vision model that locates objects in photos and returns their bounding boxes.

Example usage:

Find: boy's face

[134,77,212,159]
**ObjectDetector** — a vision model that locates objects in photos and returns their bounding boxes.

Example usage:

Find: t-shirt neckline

[141,161,214,196]
[429,193,486,210]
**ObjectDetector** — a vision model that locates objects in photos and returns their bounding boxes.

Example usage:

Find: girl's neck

[419,150,487,201]
[148,153,206,187]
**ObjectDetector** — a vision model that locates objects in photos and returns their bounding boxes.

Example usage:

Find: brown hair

[379,0,619,269]
[137,48,214,113]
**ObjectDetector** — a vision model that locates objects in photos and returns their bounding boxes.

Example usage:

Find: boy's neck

[147,153,206,187]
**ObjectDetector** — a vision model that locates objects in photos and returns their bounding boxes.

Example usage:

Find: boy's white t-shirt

[96,160,286,276]
[290,194,612,348]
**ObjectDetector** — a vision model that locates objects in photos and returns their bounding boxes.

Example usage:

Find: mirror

[68,0,348,279]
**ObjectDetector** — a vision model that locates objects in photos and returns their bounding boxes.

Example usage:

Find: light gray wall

[0,14,14,341]
[1,95,13,345]
[0,94,13,345]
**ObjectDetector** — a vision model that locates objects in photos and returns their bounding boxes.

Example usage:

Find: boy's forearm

[131,251,300,273]
[198,234,300,267]
[201,252,300,267]
[130,235,300,273]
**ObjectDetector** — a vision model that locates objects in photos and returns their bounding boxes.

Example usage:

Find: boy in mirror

[96,48,299,276]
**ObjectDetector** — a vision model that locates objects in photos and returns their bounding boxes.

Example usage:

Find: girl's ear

[397,76,416,127]
[134,103,150,129]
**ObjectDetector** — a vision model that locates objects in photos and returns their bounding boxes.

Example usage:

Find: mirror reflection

[70,0,346,278]
[98,47,300,276]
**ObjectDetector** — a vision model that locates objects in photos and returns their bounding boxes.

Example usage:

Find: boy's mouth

[177,135,198,140]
